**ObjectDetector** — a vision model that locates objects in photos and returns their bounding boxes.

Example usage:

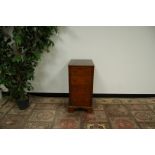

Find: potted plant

[0,26,58,110]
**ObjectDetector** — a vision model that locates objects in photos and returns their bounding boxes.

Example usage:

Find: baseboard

[93,93,155,98]
[29,92,69,97]
[29,92,155,98]
[2,92,155,98]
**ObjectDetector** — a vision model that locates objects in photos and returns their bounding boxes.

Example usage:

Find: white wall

[31,26,155,94]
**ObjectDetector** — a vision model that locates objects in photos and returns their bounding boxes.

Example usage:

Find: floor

[0,96,155,129]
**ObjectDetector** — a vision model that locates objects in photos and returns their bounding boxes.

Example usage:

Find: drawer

[70,75,91,86]
[69,67,92,77]
[70,97,91,107]
[70,93,91,107]
[70,86,92,106]
[70,86,91,93]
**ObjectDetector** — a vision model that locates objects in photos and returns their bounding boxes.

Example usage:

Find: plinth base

[68,106,93,113]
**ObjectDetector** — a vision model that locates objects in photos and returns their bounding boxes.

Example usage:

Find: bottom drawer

[70,96,91,107]
[70,87,92,107]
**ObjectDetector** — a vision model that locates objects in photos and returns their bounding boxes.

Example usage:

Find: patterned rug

[0,96,155,129]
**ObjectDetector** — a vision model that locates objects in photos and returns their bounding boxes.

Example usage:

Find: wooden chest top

[69,59,94,67]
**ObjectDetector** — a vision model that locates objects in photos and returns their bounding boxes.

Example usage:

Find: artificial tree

[0,26,58,109]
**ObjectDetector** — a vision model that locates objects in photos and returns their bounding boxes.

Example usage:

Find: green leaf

[12,55,23,63]
[14,35,22,46]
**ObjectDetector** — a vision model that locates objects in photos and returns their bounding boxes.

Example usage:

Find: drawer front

[69,67,93,86]
[70,67,92,77]
[70,96,91,107]
[70,94,92,106]
[70,86,92,94]
[70,86,92,106]
[70,75,91,86]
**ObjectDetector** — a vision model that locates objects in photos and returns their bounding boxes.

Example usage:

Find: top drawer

[69,66,93,77]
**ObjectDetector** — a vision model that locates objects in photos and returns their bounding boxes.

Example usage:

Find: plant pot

[17,99,29,110]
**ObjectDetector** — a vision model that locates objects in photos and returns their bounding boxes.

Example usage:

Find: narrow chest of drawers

[68,59,94,112]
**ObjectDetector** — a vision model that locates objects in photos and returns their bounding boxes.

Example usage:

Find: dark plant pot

[17,99,29,110]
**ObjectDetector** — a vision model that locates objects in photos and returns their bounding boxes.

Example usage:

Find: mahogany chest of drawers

[68,59,94,112]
